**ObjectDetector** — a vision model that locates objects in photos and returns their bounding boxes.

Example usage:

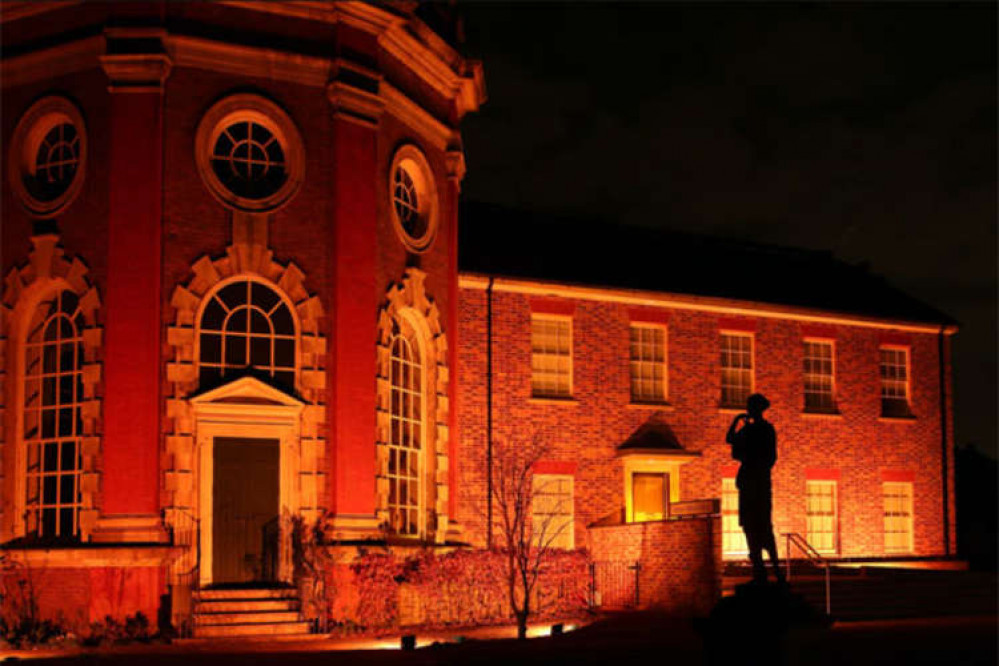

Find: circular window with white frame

[195,93,304,213]
[389,144,439,253]
[8,96,87,218]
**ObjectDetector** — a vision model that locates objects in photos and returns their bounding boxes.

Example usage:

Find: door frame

[190,376,304,588]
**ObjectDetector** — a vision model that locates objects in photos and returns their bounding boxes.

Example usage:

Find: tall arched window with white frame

[386,332,425,536]
[197,279,297,390]
[23,290,85,540]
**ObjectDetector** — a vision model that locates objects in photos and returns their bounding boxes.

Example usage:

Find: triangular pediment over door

[189,375,305,410]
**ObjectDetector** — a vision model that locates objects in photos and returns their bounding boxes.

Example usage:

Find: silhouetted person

[727,393,784,585]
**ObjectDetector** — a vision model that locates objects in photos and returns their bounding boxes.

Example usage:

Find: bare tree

[491,433,571,640]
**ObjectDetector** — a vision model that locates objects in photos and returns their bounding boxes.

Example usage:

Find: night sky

[457,3,997,458]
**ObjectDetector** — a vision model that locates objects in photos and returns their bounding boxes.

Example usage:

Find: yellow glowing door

[632,472,668,522]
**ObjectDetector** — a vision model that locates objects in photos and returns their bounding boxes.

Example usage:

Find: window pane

[225,335,247,366]
[531,316,571,398]
[200,333,222,364]
[249,336,271,368]
[251,282,281,312]
[250,309,271,335]
[202,298,226,331]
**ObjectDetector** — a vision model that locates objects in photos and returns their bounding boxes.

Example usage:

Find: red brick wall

[590,516,722,616]
[457,288,954,559]
[1,565,162,633]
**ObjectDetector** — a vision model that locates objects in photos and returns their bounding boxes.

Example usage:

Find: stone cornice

[211,1,486,117]
[1,34,105,89]
[0,0,484,111]
[327,80,385,129]
[3,27,479,139]
[164,33,331,88]
[0,0,83,23]
[382,81,457,151]
[99,53,172,93]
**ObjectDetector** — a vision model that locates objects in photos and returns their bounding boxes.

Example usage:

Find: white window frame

[879,345,911,416]
[386,332,426,538]
[721,477,749,558]
[883,481,914,554]
[720,331,754,409]
[803,338,837,413]
[530,314,573,399]
[22,290,85,540]
[629,322,668,404]
[531,473,574,549]
[805,480,839,555]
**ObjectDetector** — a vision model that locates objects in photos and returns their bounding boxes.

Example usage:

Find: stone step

[195,598,299,613]
[195,587,298,601]
[194,611,301,626]
[192,621,312,638]
[174,634,324,646]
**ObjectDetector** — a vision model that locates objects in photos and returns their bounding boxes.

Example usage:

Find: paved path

[6,612,996,665]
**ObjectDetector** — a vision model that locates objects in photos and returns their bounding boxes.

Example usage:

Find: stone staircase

[723,563,998,621]
[191,586,312,638]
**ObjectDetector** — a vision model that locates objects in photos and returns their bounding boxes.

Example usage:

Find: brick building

[456,210,957,565]
[1,2,955,636]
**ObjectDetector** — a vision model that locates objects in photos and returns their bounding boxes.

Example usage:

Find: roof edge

[458,272,959,335]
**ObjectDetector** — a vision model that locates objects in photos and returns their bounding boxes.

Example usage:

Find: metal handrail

[167,507,201,585]
[781,532,831,615]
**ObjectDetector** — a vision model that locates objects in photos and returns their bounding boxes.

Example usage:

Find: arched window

[386,333,424,536]
[198,279,296,389]
[23,290,85,540]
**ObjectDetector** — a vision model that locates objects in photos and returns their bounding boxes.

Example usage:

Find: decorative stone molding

[445,148,466,188]
[99,54,172,93]
[8,95,88,219]
[388,144,440,254]
[327,58,385,129]
[0,35,104,90]
[1,235,102,541]
[375,268,450,543]
[165,241,327,579]
[194,94,305,213]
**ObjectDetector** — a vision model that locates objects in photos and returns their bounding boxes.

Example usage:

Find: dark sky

[457,2,997,458]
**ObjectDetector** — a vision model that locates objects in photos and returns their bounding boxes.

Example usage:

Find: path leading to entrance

[11,611,996,665]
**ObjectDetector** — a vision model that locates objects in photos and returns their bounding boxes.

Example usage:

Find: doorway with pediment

[190,376,304,588]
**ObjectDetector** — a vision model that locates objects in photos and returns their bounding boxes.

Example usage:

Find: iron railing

[168,507,201,587]
[589,561,641,609]
[781,531,831,615]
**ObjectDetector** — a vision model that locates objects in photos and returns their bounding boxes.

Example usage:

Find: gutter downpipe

[486,276,495,549]
[938,325,951,556]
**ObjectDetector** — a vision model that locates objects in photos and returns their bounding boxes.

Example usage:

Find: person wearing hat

[726,393,784,584]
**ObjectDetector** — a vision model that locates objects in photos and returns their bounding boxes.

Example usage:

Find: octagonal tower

[1,1,484,628]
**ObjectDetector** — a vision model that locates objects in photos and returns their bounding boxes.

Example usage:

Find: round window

[9,96,87,218]
[195,94,304,212]
[389,145,438,253]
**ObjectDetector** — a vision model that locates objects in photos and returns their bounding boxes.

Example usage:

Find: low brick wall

[320,548,589,632]
[1,565,163,633]
[589,514,722,616]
